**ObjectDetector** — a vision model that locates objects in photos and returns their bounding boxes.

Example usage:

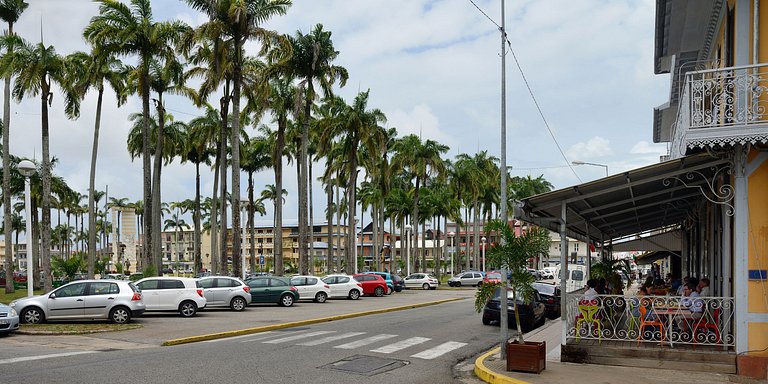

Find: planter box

[506,340,546,373]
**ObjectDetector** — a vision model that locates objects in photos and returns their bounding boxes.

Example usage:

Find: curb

[474,347,530,384]
[162,297,465,346]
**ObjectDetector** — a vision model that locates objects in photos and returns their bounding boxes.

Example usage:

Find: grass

[20,322,142,334]
[0,289,45,304]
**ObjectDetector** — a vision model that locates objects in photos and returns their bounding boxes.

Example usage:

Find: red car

[352,274,388,297]
[479,271,502,288]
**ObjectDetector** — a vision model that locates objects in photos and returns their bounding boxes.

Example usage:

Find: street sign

[259,255,265,265]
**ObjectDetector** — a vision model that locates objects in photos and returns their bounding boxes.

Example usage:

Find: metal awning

[612,230,682,252]
[635,251,679,265]
[515,153,731,243]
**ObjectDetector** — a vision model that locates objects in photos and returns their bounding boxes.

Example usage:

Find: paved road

[0,289,502,383]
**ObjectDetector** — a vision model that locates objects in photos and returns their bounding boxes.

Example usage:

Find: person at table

[697,278,710,297]
[681,282,704,320]
[583,279,599,301]
[676,276,690,296]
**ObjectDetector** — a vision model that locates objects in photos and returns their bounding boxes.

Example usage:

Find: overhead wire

[467,0,582,183]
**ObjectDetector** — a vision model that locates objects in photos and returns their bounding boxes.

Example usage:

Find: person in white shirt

[583,279,599,301]
[697,278,710,297]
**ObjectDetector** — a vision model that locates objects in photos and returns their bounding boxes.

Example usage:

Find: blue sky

[5,0,669,222]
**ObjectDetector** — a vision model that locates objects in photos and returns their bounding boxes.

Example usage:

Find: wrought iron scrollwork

[662,164,734,216]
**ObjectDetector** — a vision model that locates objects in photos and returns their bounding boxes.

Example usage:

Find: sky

[4,0,670,224]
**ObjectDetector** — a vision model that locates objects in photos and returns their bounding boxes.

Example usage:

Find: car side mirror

[48,293,56,299]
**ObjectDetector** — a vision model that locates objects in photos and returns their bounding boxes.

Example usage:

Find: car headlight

[9,300,17,309]
[10,308,17,317]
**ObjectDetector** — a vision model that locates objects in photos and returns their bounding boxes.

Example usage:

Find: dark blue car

[368,272,404,293]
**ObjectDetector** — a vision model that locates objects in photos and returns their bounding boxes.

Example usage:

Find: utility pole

[499,0,510,359]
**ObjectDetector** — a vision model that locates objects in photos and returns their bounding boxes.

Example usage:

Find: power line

[467,0,582,183]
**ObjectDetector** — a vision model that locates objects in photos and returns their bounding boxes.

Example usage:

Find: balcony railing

[565,294,734,348]
[671,63,768,158]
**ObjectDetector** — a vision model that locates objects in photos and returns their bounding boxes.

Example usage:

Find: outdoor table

[652,307,694,347]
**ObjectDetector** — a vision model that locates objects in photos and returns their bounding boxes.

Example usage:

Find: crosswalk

[208,329,468,360]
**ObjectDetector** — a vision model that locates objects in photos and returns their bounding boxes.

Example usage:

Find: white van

[554,264,588,293]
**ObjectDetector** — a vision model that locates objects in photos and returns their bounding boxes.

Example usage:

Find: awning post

[560,201,568,348]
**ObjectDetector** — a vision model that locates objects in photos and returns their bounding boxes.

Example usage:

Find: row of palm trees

[1,0,555,294]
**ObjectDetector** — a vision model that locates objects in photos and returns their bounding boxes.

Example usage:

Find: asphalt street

[0,290,502,384]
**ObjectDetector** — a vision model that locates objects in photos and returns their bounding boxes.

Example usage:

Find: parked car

[245,272,270,280]
[134,277,206,317]
[128,273,144,282]
[0,302,20,334]
[532,282,561,318]
[368,271,404,294]
[447,271,484,287]
[479,271,502,288]
[352,274,388,297]
[290,275,331,303]
[481,287,546,333]
[539,269,555,280]
[321,274,363,300]
[102,273,129,281]
[245,276,299,307]
[404,273,439,290]
[9,280,145,324]
[197,276,252,311]
[160,267,174,275]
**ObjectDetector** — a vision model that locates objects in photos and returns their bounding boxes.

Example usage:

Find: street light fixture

[481,236,487,273]
[572,160,609,177]
[17,160,35,297]
[448,231,455,276]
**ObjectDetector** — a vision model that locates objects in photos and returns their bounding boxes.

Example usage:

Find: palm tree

[392,135,449,275]
[185,0,290,280]
[0,36,79,292]
[85,0,190,273]
[67,48,127,278]
[285,24,348,274]
[0,0,28,294]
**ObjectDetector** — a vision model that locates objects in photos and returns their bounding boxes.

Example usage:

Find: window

[269,278,288,287]
[338,276,349,284]
[216,278,239,288]
[88,282,117,295]
[198,279,214,289]
[574,242,579,253]
[160,280,184,289]
[290,277,306,286]
[248,279,268,288]
[307,277,317,285]
[571,270,584,281]
[56,283,86,298]
[136,280,158,290]
[321,277,336,284]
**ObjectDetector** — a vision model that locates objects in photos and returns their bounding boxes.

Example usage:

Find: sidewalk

[473,320,739,384]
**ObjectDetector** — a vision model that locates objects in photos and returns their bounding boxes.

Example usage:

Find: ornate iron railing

[565,294,735,347]
[671,63,768,157]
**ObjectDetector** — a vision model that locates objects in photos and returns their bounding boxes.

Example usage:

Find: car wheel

[314,292,328,303]
[455,282,462,287]
[21,307,44,324]
[230,297,247,311]
[422,283,430,290]
[179,300,198,317]
[110,306,131,324]
[482,316,491,325]
[280,294,294,307]
[349,289,360,300]
[374,286,385,297]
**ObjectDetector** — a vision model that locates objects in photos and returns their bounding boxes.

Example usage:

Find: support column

[559,201,568,348]
[722,203,732,298]
[733,145,749,354]
[585,221,591,280]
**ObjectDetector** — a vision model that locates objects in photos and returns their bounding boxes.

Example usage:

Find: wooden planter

[506,340,546,374]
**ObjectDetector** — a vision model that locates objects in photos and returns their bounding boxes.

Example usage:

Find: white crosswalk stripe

[370,337,431,354]
[262,331,335,344]
[204,334,267,343]
[410,341,467,360]
[333,334,398,350]
[296,332,367,346]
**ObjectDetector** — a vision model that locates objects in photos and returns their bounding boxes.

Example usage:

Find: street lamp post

[481,236,487,273]
[572,160,609,177]
[404,225,411,276]
[448,231,455,276]
[17,160,35,297]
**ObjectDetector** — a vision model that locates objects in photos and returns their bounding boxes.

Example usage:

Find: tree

[475,221,549,344]
[0,36,79,292]
[85,0,189,273]
[67,48,126,278]
[0,0,28,294]
[285,24,348,274]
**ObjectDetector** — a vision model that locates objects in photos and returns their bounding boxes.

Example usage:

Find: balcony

[670,63,768,159]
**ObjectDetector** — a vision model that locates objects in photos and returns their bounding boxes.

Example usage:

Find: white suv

[135,277,206,317]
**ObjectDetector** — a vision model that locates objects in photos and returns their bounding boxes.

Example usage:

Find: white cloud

[630,140,667,155]
[566,136,614,160]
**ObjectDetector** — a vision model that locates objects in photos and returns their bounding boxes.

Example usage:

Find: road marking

[334,334,398,349]
[0,351,97,365]
[262,331,334,344]
[410,341,467,360]
[204,334,263,343]
[296,332,366,346]
[370,337,431,354]
[241,330,306,343]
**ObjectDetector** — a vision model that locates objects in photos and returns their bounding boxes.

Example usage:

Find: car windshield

[487,272,501,279]
[533,283,556,295]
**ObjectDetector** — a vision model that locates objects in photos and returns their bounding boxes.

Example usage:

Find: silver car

[9,280,145,324]
[447,271,484,287]
[0,302,20,334]
[197,276,252,311]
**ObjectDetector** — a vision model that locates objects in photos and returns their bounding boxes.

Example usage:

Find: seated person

[676,276,690,296]
[582,278,599,302]
[697,278,710,297]
[630,286,648,317]
[670,276,682,291]
[681,282,704,320]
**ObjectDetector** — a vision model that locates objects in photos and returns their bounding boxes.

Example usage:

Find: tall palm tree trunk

[473,201,480,271]
[308,154,314,274]
[140,65,154,274]
[421,221,427,273]
[152,99,165,274]
[210,153,219,275]
[2,20,13,293]
[334,181,341,272]
[32,199,40,289]
[218,91,229,275]
[231,57,242,280]
[464,206,470,271]
[298,92,311,276]
[40,81,53,292]
[248,172,255,274]
[273,120,285,276]
[326,183,333,274]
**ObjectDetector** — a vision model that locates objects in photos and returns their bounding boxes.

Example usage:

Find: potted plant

[475,220,550,373]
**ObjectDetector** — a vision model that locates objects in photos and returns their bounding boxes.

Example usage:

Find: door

[267,278,287,301]
[290,277,309,299]
[247,278,269,302]
[83,282,119,318]
[214,278,239,304]
[47,282,87,319]
[199,278,217,305]
[135,279,160,309]
[322,277,339,296]
[159,279,186,309]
